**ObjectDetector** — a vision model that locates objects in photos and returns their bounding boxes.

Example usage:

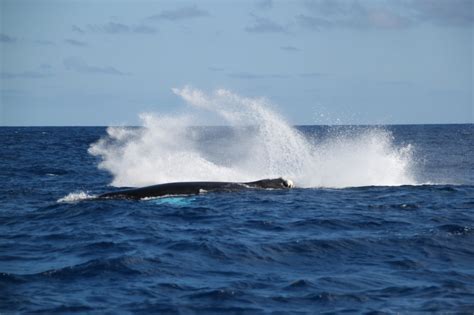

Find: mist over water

[89,87,416,188]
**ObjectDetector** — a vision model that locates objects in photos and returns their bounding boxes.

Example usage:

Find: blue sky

[1,0,472,126]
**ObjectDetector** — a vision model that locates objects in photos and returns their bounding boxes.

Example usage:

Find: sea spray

[57,191,96,203]
[89,87,415,188]
[303,128,414,187]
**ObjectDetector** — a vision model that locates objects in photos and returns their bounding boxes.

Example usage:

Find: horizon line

[0,122,472,128]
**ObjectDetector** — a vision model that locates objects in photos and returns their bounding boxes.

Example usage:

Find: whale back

[99,177,293,200]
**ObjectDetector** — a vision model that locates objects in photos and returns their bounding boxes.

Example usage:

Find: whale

[99,177,294,200]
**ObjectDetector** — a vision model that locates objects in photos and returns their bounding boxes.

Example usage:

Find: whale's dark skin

[99,177,294,200]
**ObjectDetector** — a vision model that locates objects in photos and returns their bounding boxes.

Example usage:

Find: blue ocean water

[1,125,473,314]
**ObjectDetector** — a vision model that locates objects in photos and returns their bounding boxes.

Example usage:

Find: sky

[0,0,473,126]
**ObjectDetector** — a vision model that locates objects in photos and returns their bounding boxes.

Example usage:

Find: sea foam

[57,191,95,203]
[88,87,415,188]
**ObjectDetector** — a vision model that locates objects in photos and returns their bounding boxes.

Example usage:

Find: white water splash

[89,87,416,188]
[58,191,95,203]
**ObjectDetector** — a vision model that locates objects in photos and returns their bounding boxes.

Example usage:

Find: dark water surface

[1,125,473,313]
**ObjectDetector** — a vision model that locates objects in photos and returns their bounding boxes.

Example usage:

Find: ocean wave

[39,256,161,279]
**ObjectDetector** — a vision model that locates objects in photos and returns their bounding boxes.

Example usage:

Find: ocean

[1,123,473,313]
